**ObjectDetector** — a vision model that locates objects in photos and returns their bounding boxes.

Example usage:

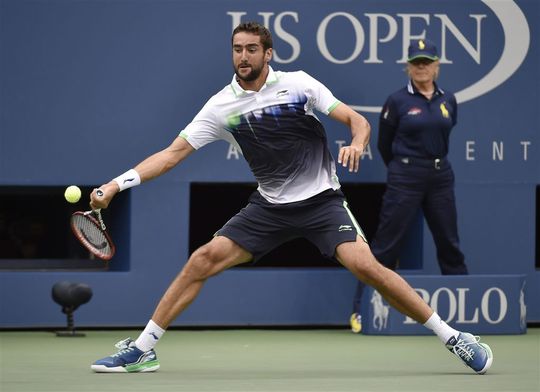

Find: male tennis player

[90,22,493,375]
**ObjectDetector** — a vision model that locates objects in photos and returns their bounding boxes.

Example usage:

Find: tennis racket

[70,189,115,261]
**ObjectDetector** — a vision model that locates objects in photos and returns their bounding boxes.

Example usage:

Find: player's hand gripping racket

[70,189,115,261]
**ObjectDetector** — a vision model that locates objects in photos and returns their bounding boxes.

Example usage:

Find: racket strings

[72,214,113,257]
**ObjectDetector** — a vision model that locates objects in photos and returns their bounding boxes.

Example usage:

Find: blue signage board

[361,275,527,335]
[0,0,538,327]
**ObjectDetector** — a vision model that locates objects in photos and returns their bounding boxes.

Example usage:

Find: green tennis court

[1,329,539,392]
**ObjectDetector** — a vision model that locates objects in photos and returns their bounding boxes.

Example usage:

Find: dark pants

[353,157,468,314]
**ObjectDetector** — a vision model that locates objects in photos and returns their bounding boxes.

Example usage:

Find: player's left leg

[337,238,433,322]
[336,238,493,374]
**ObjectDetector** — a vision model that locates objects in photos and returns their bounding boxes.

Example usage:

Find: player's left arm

[329,102,371,172]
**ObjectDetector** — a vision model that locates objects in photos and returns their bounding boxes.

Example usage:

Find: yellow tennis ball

[64,185,82,203]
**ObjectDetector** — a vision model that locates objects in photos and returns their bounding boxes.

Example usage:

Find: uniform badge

[440,103,449,118]
[407,107,422,116]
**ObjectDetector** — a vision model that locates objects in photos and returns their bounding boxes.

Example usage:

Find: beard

[235,63,263,82]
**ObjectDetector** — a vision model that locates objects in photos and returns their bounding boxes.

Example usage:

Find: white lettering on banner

[227,145,240,160]
[432,287,458,322]
[464,140,533,162]
[466,141,476,161]
[259,12,300,63]
[335,140,347,150]
[403,287,508,325]
[364,14,398,64]
[481,288,508,324]
[457,288,479,323]
[436,14,486,64]
[493,141,504,161]
[521,141,530,161]
[227,11,245,31]
[362,144,373,160]
[317,13,365,64]
[228,1,530,110]
[225,140,532,163]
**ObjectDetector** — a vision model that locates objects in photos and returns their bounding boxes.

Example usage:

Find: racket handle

[93,209,106,231]
[92,189,107,230]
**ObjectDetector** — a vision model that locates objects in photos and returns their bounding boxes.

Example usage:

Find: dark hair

[232,22,273,51]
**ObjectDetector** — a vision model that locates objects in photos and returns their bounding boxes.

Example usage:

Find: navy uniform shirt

[378,80,457,165]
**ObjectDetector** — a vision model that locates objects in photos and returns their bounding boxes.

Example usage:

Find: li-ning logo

[276,89,289,97]
[123,178,135,184]
[338,225,353,232]
[149,332,159,340]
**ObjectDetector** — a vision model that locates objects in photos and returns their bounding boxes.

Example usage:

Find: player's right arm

[90,136,195,209]
[133,136,195,183]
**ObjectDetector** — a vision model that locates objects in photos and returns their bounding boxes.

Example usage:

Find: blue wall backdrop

[1,0,539,327]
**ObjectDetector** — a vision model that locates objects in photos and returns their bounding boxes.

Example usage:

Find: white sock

[423,312,459,344]
[135,319,165,352]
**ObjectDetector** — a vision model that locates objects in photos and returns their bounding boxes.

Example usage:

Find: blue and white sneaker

[91,338,160,373]
[446,332,493,374]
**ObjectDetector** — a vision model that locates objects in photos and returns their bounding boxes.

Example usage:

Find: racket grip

[94,209,106,231]
[92,189,107,230]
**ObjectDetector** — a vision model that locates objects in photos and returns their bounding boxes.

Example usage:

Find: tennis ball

[64,185,82,203]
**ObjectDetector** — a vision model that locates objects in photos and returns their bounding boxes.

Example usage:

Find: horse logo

[370,290,390,331]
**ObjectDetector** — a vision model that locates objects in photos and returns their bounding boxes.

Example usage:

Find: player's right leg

[91,236,253,373]
[150,236,253,329]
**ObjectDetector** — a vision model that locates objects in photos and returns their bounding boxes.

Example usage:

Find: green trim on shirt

[328,100,341,113]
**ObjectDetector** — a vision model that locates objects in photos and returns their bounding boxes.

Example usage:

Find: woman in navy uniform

[351,39,468,333]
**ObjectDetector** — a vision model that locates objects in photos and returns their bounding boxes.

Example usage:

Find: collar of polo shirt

[407,80,445,96]
[230,66,279,97]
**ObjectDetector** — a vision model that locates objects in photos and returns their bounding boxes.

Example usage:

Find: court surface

[1,328,539,392]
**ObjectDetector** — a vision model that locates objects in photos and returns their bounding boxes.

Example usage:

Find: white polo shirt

[180,66,342,204]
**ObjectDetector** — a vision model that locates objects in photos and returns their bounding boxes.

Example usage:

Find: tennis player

[90,22,493,375]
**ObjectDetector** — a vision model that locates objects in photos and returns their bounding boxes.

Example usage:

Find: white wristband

[113,169,141,192]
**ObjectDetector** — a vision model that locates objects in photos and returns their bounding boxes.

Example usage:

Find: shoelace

[452,335,480,362]
[111,347,135,358]
[110,338,135,357]
[114,338,133,350]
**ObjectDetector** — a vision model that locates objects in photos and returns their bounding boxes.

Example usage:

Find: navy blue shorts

[216,189,367,261]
